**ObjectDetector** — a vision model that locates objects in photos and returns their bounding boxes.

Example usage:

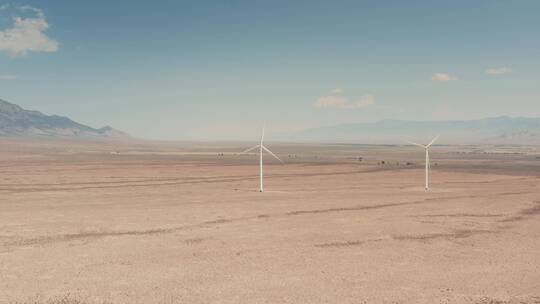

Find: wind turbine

[407,135,439,191]
[240,124,283,192]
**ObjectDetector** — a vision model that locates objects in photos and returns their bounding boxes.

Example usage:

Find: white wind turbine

[240,124,283,192]
[407,135,439,191]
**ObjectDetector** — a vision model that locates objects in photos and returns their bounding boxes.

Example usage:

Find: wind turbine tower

[407,135,439,191]
[240,125,283,192]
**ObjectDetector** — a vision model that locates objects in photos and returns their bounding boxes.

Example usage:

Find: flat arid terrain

[1,138,539,304]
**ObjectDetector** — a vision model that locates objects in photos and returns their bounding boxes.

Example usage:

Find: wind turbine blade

[426,135,440,147]
[261,123,266,144]
[262,145,284,163]
[240,145,260,154]
[406,141,426,148]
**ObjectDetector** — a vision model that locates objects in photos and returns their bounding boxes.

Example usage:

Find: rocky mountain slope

[0,99,128,139]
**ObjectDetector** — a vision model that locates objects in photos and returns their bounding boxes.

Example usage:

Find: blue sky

[0,0,539,140]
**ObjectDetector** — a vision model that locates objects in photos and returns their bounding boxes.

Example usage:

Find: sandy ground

[1,138,539,304]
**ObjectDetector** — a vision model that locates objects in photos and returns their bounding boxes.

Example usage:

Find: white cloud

[432,73,458,82]
[0,74,17,80]
[314,89,375,109]
[0,5,58,57]
[330,87,343,94]
[485,67,512,75]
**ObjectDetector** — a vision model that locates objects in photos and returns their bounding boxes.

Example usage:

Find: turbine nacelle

[240,144,284,163]
[407,134,439,149]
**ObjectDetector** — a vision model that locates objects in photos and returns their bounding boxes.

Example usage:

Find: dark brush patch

[393,229,495,242]
[0,176,255,193]
[414,213,504,218]
[498,201,540,223]
[471,295,540,304]
[201,216,251,226]
[13,292,114,304]
[520,204,540,216]
[7,227,177,247]
[184,237,206,245]
[498,215,526,223]
[6,197,535,249]
[315,229,496,248]
[0,195,474,248]
[315,238,383,248]
[474,298,510,304]
[286,194,477,217]
[0,168,374,194]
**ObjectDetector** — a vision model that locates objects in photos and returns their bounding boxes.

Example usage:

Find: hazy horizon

[1,1,539,140]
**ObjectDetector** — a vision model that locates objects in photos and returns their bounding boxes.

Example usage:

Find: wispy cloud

[0,74,17,80]
[0,5,58,57]
[330,87,343,94]
[431,73,458,82]
[314,89,375,109]
[485,67,512,75]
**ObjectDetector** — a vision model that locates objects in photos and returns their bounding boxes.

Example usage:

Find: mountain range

[286,117,540,145]
[0,98,128,139]
[2,98,540,144]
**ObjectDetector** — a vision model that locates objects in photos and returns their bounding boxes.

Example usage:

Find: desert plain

[1,138,539,304]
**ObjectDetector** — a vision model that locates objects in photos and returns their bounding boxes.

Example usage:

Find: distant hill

[287,117,540,144]
[0,99,129,139]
